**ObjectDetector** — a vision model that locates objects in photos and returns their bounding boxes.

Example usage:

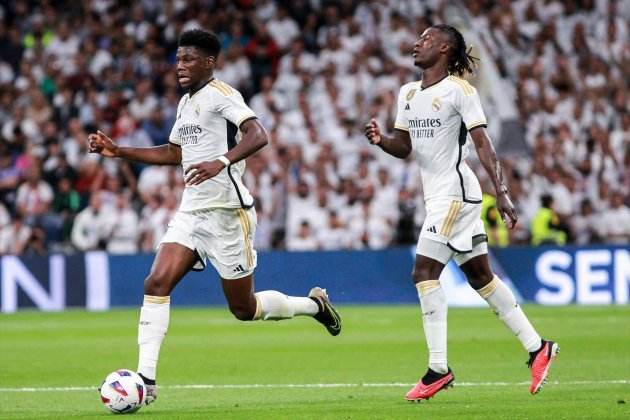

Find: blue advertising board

[1,245,628,312]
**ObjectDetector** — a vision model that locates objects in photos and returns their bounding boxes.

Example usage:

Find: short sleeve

[210,79,257,127]
[168,97,185,145]
[168,123,181,145]
[394,86,409,132]
[454,84,487,131]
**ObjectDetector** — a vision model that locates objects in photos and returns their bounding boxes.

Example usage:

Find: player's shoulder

[445,75,477,96]
[207,78,241,98]
[399,81,419,94]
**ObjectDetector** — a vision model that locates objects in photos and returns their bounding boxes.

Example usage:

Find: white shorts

[416,198,488,265]
[160,207,257,280]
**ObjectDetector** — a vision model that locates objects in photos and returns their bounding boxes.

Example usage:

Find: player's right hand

[364,118,382,145]
[88,130,119,157]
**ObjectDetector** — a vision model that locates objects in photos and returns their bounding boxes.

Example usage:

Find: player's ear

[206,55,215,69]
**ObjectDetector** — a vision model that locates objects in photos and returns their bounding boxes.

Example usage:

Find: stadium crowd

[0,0,628,256]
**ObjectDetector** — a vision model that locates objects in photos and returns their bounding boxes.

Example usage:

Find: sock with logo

[137,295,170,381]
[476,275,541,353]
[416,280,448,374]
[253,291,319,320]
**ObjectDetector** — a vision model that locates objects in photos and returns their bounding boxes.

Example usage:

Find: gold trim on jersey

[466,121,487,130]
[394,124,409,131]
[236,114,257,127]
[440,201,463,237]
[236,208,254,268]
[406,89,417,101]
[447,76,475,96]
[209,79,233,96]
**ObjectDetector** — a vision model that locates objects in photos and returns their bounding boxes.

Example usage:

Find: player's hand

[184,160,225,186]
[497,192,518,229]
[364,118,382,145]
[88,130,119,157]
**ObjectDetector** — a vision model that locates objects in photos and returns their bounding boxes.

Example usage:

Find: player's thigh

[413,238,450,283]
[145,242,199,295]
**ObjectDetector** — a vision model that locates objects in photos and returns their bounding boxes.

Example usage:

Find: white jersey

[170,78,257,211]
[394,75,486,203]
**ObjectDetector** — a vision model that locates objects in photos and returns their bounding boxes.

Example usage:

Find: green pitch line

[1,305,629,419]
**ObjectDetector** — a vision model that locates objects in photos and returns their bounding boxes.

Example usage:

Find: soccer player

[364,25,558,400]
[88,29,341,405]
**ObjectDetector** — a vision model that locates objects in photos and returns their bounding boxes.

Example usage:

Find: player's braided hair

[433,24,478,77]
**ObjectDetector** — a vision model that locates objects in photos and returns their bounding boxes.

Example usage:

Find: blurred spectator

[15,166,53,225]
[50,176,81,242]
[599,191,630,244]
[70,191,109,251]
[287,220,318,251]
[103,191,140,254]
[244,24,280,91]
[0,213,31,255]
[531,194,567,246]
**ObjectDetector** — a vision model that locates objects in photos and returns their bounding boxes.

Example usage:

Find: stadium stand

[0,0,627,256]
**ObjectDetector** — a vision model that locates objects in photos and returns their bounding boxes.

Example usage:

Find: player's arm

[469,127,518,229]
[88,131,182,165]
[364,118,412,159]
[184,118,267,186]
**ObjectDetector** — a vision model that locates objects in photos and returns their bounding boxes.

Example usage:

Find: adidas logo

[233,264,246,273]
[405,103,410,110]
[427,226,437,233]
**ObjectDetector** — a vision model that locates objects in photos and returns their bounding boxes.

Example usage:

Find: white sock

[416,280,448,374]
[254,290,319,320]
[477,275,541,353]
[137,295,170,380]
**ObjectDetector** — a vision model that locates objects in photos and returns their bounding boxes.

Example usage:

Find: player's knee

[467,272,494,290]
[229,303,256,321]
[412,264,441,284]
[144,272,172,296]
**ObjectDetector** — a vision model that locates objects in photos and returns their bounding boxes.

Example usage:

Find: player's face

[175,46,212,90]
[413,28,446,68]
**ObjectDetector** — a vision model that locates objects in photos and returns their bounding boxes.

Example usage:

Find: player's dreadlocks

[433,24,478,77]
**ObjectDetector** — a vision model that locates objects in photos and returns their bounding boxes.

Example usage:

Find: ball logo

[432,97,441,112]
[406,89,417,101]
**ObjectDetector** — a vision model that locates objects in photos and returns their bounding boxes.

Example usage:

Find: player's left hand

[184,160,225,186]
[497,193,518,229]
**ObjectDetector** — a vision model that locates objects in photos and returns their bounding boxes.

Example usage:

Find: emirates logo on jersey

[432,97,441,111]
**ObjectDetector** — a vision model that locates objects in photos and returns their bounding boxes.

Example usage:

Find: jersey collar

[420,73,449,91]
[188,77,215,99]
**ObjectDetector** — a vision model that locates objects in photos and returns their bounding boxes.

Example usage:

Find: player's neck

[188,75,214,96]
[420,66,448,90]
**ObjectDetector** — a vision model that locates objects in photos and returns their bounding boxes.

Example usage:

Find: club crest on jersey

[406,89,417,101]
[432,97,441,112]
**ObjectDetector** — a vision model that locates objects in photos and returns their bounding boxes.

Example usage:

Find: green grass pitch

[1,305,629,419]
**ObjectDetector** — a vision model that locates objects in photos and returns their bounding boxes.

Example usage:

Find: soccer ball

[99,369,146,414]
